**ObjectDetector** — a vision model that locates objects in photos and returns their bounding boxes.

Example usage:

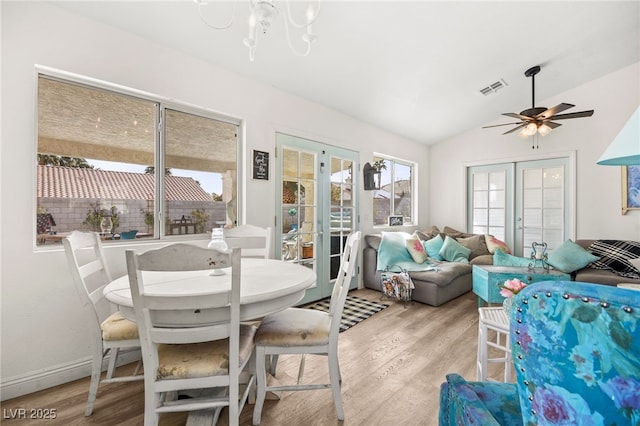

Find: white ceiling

[51,1,640,145]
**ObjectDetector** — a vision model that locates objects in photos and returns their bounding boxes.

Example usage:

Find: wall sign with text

[388,215,404,226]
[252,150,269,181]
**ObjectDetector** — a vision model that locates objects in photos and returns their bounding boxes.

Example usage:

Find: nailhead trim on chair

[512,287,637,425]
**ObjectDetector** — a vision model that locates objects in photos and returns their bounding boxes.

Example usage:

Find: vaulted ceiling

[52,1,640,145]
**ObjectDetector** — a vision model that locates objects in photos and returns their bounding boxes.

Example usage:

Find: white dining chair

[62,231,142,417]
[125,244,256,426]
[252,231,361,425]
[224,224,273,259]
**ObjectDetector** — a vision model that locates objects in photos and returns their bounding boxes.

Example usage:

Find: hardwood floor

[2,289,501,426]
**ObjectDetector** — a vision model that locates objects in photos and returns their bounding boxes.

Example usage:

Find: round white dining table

[103,258,316,327]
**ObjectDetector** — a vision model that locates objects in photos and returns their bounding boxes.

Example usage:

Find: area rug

[304,295,389,332]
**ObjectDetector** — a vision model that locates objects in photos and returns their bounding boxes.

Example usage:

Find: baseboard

[0,351,141,401]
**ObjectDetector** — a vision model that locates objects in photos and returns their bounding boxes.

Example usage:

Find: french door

[276,133,359,303]
[467,156,573,257]
[514,158,571,256]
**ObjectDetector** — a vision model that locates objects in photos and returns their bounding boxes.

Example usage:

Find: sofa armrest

[363,246,381,290]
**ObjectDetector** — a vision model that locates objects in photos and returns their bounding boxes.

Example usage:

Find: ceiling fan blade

[503,123,526,135]
[502,112,533,120]
[545,121,562,129]
[482,122,524,129]
[537,103,575,119]
[548,110,594,120]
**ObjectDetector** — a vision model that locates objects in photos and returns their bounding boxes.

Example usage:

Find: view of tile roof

[37,165,212,201]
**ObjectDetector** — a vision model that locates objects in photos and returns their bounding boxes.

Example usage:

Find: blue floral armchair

[439,281,640,426]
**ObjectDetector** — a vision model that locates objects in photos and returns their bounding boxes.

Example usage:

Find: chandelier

[195,0,321,62]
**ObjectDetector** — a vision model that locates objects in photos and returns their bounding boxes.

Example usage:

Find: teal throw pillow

[493,250,531,267]
[547,239,600,273]
[439,236,471,263]
[423,234,444,260]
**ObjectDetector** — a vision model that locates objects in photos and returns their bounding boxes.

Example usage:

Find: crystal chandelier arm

[195,0,236,30]
[244,14,258,62]
[283,14,313,57]
[284,0,321,28]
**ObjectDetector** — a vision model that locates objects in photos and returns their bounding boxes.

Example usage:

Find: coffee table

[472,265,570,306]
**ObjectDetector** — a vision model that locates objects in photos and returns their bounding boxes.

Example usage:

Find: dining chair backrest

[63,230,114,329]
[328,231,361,337]
[63,230,143,417]
[224,224,273,259]
[126,244,240,345]
[126,243,253,426]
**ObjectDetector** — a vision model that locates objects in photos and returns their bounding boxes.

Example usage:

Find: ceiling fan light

[518,128,530,139]
[538,124,552,136]
[524,122,538,136]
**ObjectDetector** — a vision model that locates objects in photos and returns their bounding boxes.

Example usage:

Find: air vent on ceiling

[479,79,508,96]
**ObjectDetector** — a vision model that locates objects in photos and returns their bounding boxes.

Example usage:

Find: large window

[372,155,415,226]
[36,73,239,246]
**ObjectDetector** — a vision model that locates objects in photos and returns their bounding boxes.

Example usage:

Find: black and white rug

[304,295,389,332]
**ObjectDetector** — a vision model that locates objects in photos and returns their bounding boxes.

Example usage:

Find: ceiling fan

[483,65,594,142]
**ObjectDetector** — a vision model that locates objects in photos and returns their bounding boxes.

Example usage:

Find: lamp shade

[597,106,640,166]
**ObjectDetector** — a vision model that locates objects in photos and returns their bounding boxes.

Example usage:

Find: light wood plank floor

[2,289,507,426]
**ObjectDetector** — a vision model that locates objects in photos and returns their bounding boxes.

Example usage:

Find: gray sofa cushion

[409,261,472,288]
[457,234,491,259]
[574,268,639,286]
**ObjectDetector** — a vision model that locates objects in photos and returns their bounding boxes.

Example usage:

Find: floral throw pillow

[406,234,428,263]
[485,235,511,254]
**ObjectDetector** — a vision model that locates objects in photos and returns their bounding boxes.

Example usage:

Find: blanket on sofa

[377,231,437,272]
[587,240,640,279]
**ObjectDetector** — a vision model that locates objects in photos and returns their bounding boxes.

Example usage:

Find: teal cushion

[439,236,471,263]
[423,234,444,260]
[547,239,600,273]
[493,250,531,267]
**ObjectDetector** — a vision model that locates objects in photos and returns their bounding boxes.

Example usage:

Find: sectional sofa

[362,228,640,307]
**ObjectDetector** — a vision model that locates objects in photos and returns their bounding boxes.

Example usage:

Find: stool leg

[477,321,488,381]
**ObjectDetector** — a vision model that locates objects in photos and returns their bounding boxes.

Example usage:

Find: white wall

[429,62,640,241]
[3,1,639,399]
[0,2,429,398]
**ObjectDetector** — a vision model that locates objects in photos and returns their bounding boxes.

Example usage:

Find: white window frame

[34,66,242,248]
[372,153,417,227]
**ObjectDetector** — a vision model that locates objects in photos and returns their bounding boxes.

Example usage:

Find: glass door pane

[330,157,354,280]
[467,164,513,242]
[516,162,567,257]
[280,147,317,268]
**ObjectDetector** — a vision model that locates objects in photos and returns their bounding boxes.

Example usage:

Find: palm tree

[144,166,172,176]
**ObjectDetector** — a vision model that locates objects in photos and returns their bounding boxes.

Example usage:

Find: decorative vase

[100,217,113,235]
[207,228,228,276]
[502,297,513,316]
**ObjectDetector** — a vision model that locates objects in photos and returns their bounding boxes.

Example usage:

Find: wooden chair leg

[296,355,306,384]
[106,347,118,380]
[253,347,267,425]
[85,350,104,416]
[328,352,344,421]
